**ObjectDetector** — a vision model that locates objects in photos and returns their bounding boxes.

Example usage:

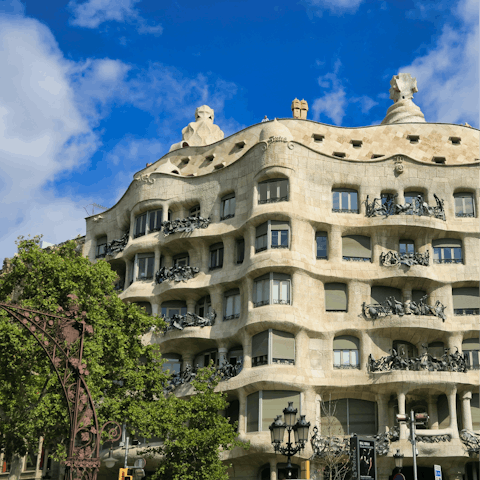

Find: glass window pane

[281,281,289,302]
[455,196,464,214]
[279,180,288,199]
[272,231,279,246]
[263,280,270,303]
[351,350,359,365]
[317,235,327,258]
[247,392,260,432]
[443,248,452,260]
[259,183,268,203]
[272,280,279,302]
[453,248,462,261]
[349,399,376,435]
[234,295,241,315]
[433,247,441,261]
[281,231,288,246]
[350,192,358,210]
[341,192,349,209]
[334,351,341,365]
[226,297,233,316]
[342,351,349,365]
[146,257,154,278]
[464,196,474,214]
[332,191,340,210]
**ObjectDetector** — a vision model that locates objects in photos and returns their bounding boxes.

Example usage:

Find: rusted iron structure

[0,299,121,480]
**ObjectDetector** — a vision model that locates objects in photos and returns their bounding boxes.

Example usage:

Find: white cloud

[68,0,162,35]
[303,0,363,16]
[399,0,479,126]
[311,61,377,125]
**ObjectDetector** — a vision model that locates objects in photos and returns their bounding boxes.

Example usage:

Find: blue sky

[0,0,478,260]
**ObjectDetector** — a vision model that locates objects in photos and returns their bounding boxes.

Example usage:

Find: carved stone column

[154,246,162,272]
[245,276,254,311]
[376,394,389,434]
[186,298,196,313]
[218,346,228,367]
[151,303,159,316]
[427,395,439,429]
[295,329,309,370]
[461,391,473,431]
[447,385,459,438]
[403,289,412,315]
[397,389,408,439]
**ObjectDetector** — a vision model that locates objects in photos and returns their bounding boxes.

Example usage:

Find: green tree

[0,236,246,480]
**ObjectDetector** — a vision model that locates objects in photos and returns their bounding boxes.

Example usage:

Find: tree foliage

[0,236,246,480]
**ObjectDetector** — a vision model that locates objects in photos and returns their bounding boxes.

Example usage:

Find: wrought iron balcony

[97,233,129,256]
[460,430,480,454]
[272,299,290,305]
[333,363,360,370]
[161,311,216,334]
[155,265,199,283]
[223,313,240,321]
[434,258,463,264]
[380,250,430,267]
[343,256,371,262]
[365,193,445,220]
[165,358,243,392]
[362,295,446,321]
[220,213,235,221]
[253,300,270,308]
[332,208,359,214]
[368,348,468,373]
[258,195,288,204]
[454,308,480,316]
[161,216,211,237]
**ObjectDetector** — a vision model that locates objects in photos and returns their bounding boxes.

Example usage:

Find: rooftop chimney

[291,98,308,119]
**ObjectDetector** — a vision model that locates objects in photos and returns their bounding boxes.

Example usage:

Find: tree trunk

[7,455,22,480]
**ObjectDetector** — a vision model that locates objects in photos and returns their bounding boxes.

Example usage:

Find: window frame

[253,273,292,308]
[432,239,463,264]
[161,301,187,318]
[252,328,296,367]
[399,239,415,255]
[224,288,241,320]
[255,220,290,253]
[209,242,224,270]
[341,235,371,262]
[236,238,245,264]
[221,193,236,221]
[453,287,480,315]
[316,232,328,259]
[196,296,212,318]
[454,192,475,218]
[333,336,360,369]
[95,235,108,258]
[332,188,359,214]
[173,252,189,267]
[136,252,155,281]
[324,283,348,312]
[463,339,480,369]
[189,204,201,218]
[258,178,289,205]
[134,209,164,238]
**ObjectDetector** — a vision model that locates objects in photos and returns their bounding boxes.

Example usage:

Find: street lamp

[393,449,404,471]
[104,448,117,469]
[269,402,311,479]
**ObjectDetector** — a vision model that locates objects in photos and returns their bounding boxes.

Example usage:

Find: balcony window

[404,191,423,215]
[258,178,289,204]
[332,189,358,213]
[134,213,147,238]
[96,236,108,258]
[246,390,300,432]
[371,286,402,305]
[134,302,152,315]
[427,341,445,358]
[393,340,417,359]
[320,398,377,436]
[463,338,480,369]
[342,235,371,262]
[454,192,475,218]
[136,253,154,281]
[189,204,201,218]
[221,193,236,220]
[224,288,240,320]
[236,238,245,264]
[253,273,291,307]
[161,301,187,318]
[196,296,212,318]
[173,252,189,267]
[433,239,462,264]
[399,239,415,255]
[316,232,328,259]
[453,287,480,315]
[227,347,243,366]
[325,283,347,312]
[194,348,218,368]
[255,220,290,253]
[333,336,359,369]
[252,329,295,367]
[209,242,224,270]
[162,353,182,374]
[148,209,163,232]
[135,209,164,238]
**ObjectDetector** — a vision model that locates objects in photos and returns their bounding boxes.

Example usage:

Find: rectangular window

[271,221,289,249]
[224,289,241,320]
[433,239,462,264]
[342,235,371,262]
[272,277,290,305]
[271,329,295,365]
[189,205,201,218]
[325,283,347,311]
[134,213,147,238]
[332,189,358,213]
[173,253,189,267]
[255,222,268,252]
[453,287,480,315]
[404,192,423,215]
[221,193,236,220]
[148,209,163,232]
[96,236,108,258]
[246,392,260,432]
[262,391,299,432]
[236,238,245,264]
[321,399,376,436]
[316,232,328,259]
[136,253,154,280]
[209,243,224,270]
[258,179,289,204]
[252,330,269,367]
[454,193,475,217]
[253,273,292,307]
[399,239,415,254]
[253,276,270,307]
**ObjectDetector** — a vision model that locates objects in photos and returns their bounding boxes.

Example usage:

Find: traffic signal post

[117,437,146,480]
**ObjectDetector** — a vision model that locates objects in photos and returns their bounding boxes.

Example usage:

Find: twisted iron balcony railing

[155,265,200,283]
[380,250,429,267]
[160,311,216,334]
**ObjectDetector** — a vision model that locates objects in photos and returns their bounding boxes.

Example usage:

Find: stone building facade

[81,75,479,480]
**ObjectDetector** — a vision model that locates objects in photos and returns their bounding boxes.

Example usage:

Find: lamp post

[393,449,404,471]
[269,402,311,479]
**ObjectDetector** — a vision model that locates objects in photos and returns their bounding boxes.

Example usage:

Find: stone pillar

[397,389,408,439]
[151,303,159,316]
[218,346,228,367]
[245,276,254,311]
[154,246,162,272]
[238,389,247,434]
[461,391,473,431]
[371,231,385,266]
[427,395,439,429]
[447,385,459,438]
[270,458,277,480]
[243,330,252,369]
[182,353,194,370]
[447,332,463,353]
[246,224,256,260]
[186,298,196,313]
[329,227,342,261]
[376,394,389,434]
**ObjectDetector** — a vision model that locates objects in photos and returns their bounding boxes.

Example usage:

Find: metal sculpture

[460,429,480,454]
[155,265,199,284]
[368,347,468,373]
[165,359,243,393]
[362,295,446,321]
[161,216,211,237]
[161,311,216,334]
[380,250,430,267]
[365,194,445,220]
[415,433,451,443]
[0,299,121,480]
[105,233,129,256]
